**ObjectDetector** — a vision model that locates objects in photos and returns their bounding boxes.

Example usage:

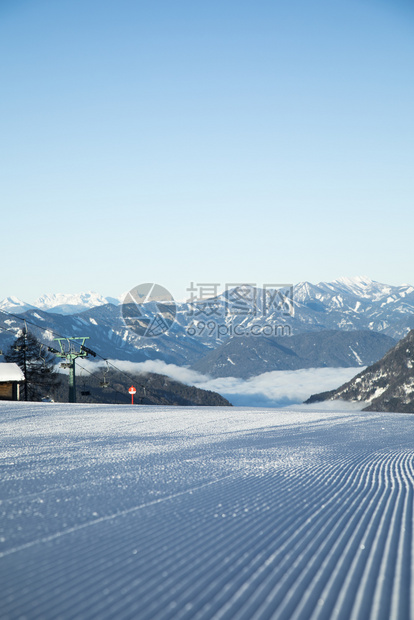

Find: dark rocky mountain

[190,331,396,378]
[305,330,414,413]
[49,368,232,407]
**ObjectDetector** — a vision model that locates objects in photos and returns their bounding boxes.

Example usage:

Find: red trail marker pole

[128,386,137,405]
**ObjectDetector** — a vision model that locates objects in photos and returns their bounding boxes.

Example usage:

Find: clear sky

[1,0,413,303]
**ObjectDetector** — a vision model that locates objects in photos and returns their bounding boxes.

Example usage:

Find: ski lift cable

[0,324,24,336]
[0,309,135,380]
[75,361,129,401]
[0,309,77,345]
[38,344,47,369]
[0,308,139,385]
[67,356,128,400]
[0,311,139,400]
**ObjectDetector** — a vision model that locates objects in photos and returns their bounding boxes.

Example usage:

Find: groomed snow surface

[1,403,414,620]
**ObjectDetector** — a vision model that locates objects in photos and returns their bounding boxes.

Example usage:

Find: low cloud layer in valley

[79,359,363,408]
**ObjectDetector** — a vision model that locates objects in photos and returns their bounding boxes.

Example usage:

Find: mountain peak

[0,297,35,313]
[320,276,391,299]
[333,275,373,287]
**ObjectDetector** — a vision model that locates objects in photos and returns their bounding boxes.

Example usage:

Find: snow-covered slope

[0,402,413,619]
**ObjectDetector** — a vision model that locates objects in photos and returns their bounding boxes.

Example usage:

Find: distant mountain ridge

[291,277,414,339]
[0,292,121,315]
[2,276,413,338]
[35,292,120,314]
[305,330,414,413]
[0,276,412,375]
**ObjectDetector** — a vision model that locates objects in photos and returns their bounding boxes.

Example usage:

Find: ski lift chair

[76,365,91,396]
[100,361,110,388]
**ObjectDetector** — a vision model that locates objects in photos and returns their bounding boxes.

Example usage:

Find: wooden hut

[0,363,24,401]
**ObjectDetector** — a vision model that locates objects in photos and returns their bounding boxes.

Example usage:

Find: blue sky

[1,0,413,302]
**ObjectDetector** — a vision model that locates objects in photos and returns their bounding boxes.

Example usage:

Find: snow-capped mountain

[174,276,414,342]
[0,292,121,315]
[293,276,413,307]
[0,296,36,314]
[36,291,105,308]
[322,275,395,300]
[35,291,121,314]
[290,277,414,338]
